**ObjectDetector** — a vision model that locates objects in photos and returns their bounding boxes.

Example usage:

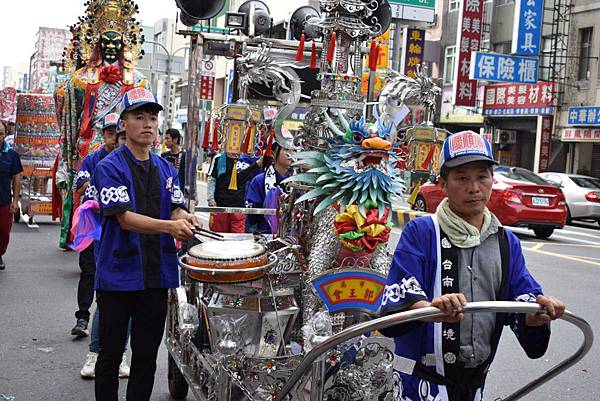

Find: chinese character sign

[483,82,554,116]
[200,60,216,101]
[453,0,484,107]
[470,52,539,84]
[537,115,552,172]
[403,28,425,78]
[560,128,600,142]
[567,106,600,126]
[512,0,544,55]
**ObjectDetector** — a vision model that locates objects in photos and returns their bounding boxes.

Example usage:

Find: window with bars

[578,27,593,81]
[443,46,456,84]
[449,0,459,12]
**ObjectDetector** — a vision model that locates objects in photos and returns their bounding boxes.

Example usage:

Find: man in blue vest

[93,88,199,400]
[381,131,565,401]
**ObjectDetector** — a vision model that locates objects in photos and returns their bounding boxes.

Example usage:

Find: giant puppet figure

[54,0,150,247]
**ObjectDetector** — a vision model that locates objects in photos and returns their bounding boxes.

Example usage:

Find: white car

[539,172,600,225]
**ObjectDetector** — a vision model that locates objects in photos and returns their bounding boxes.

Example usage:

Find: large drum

[182,240,275,283]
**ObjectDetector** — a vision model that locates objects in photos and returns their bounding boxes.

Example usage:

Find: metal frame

[274,301,594,401]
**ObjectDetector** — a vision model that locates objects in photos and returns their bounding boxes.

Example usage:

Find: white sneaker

[80,352,98,378]
[119,354,130,378]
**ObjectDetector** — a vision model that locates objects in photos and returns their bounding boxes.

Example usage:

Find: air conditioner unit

[494,130,517,145]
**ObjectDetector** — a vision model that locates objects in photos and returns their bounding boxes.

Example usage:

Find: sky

[0,0,179,71]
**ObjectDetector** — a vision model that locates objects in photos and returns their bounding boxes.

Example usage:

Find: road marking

[523,246,600,267]
[548,234,600,245]
[557,229,600,239]
[527,243,600,248]
[527,243,545,251]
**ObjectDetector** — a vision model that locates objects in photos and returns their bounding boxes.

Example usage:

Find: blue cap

[102,113,120,130]
[118,88,163,117]
[440,130,498,168]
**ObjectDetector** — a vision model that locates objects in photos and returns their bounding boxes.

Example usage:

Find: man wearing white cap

[71,112,120,338]
[93,88,199,400]
[380,131,565,401]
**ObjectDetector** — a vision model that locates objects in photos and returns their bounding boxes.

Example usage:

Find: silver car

[539,172,600,225]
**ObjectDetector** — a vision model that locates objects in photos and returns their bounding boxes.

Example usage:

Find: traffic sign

[389,0,435,23]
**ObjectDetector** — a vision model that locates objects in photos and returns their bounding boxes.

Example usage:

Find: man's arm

[116,211,194,241]
[77,181,90,195]
[9,173,21,214]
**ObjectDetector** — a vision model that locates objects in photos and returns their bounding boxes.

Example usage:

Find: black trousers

[75,244,96,321]
[95,289,168,401]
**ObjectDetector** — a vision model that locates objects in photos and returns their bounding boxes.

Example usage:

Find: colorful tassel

[202,117,211,149]
[211,120,220,152]
[264,126,275,157]
[310,41,317,69]
[327,31,337,63]
[228,157,239,191]
[369,41,378,71]
[295,33,306,62]
[241,123,253,154]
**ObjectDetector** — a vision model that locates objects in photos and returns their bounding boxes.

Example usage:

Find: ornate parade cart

[166,0,593,400]
[13,94,61,225]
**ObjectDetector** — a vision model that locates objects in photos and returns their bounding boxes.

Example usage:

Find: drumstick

[193,230,225,242]
[194,226,225,239]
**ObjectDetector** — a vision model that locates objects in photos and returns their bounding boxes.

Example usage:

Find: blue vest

[93,145,186,291]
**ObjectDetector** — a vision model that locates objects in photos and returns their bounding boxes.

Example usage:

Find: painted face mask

[100,31,123,63]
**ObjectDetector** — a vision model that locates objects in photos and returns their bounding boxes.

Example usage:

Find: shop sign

[567,106,600,126]
[538,115,552,172]
[367,30,390,70]
[483,82,553,116]
[470,52,538,84]
[453,0,484,107]
[560,128,600,142]
[200,60,216,101]
[389,0,436,23]
[512,0,544,55]
[401,28,426,79]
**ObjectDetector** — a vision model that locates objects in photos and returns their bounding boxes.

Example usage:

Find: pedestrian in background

[207,152,262,233]
[93,88,198,401]
[161,128,186,193]
[0,119,22,270]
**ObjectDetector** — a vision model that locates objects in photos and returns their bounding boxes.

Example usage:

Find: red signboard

[453,0,484,107]
[200,60,216,101]
[483,82,554,116]
[538,116,553,172]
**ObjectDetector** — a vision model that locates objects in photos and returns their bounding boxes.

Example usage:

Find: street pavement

[1,187,599,400]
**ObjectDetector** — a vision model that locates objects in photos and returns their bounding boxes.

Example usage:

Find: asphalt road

[1,193,599,400]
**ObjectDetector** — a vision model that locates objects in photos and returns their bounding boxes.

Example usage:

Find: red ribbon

[100,65,122,85]
[327,31,337,63]
[241,123,254,154]
[295,33,306,62]
[202,117,211,149]
[264,126,275,157]
[310,41,318,70]
[369,41,380,72]
[79,82,100,141]
[211,119,220,152]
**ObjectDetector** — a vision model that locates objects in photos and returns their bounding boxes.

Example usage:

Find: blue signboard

[512,0,544,55]
[470,52,539,84]
[484,107,554,116]
[568,106,600,126]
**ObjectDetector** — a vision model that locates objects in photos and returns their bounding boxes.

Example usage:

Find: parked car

[412,166,567,239]
[539,172,600,226]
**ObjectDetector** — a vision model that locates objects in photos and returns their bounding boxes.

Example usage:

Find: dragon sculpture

[236,44,302,149]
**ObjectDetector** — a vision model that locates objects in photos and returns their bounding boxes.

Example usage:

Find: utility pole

[145,40,188,134]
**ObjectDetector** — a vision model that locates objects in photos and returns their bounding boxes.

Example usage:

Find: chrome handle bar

[274,301,593,401]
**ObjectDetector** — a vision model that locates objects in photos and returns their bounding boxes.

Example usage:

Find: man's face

[277,148,293,170]
[164,134,173,147]
[102,126,118,152]
[117,133,126,147]
[100,31,123,63]
[439,161,493,219]
[121,109,159,148]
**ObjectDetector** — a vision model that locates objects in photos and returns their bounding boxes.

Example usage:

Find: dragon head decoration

[285,111,404,253]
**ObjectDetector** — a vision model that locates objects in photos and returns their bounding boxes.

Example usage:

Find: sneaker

[119,354,130,378]
[71,319,89,337]
[0,256,5,270]
[80,352,98,378]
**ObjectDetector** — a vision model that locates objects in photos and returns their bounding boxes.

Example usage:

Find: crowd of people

[1,89,567,401]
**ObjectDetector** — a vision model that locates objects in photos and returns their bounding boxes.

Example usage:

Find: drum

[182,240,274,283]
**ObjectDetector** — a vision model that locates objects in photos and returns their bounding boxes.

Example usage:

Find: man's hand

[525,295,565,327]
[208,200,217,207]
[9,200,18,215]
[411,293,467,323]
[171,209,202,230]
[168,219,195,241]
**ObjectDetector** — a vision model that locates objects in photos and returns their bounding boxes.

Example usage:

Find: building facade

[28,27,72,93]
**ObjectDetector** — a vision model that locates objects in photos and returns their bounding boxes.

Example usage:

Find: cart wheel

[168,354,189,399]
[28,216,34,225]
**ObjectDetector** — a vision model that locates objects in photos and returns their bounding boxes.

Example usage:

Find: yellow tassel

[228,162,238,191]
